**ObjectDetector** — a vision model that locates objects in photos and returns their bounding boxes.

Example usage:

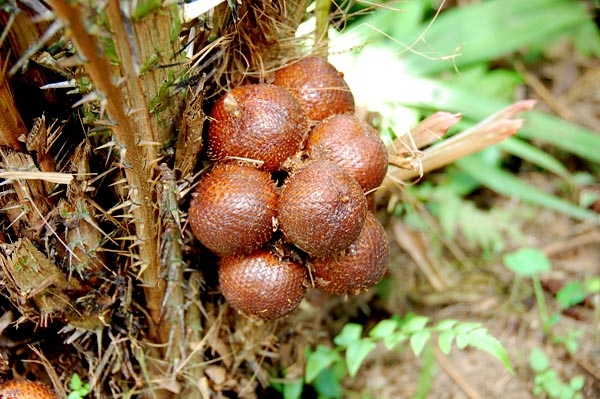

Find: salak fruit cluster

[189,57,390,320]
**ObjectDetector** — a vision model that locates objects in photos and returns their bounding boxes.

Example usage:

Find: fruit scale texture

[189,55,390,320]
[0,380,58,399]
[277,160,368,257]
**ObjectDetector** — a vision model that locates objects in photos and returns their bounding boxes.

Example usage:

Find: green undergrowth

[273,314,513,399]
[278,0,600,397]
[503,247,597,398]
[333,0,600,223]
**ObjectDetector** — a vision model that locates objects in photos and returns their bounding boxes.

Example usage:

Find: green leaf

[382,331,408,351]
[453,322,482,334]
[556,282,587,309]
[516,111,600,167]
[382,0,595,75]
[570,375,585,391]
[467,333,514,373]
[503,247,552,277]
[401,315,430,334]
[453,326,513,372]
[346,339,377,377]
[333,323,363,348]
[432,184,514,254]
[529,347,550,373]
[410,329,432,356]
[442,66,523,102]
[313,368,342,399]
[573,20,600,57]
[69,374,82,391]
[352,0,427,41]
[282,379,303,399]
[457,155,599,223]
[435,319,458,331]
[455,332,470,350]
[585,277,600,294]
[305,345,342,383]
[533,380,544,396]
[437,330,455,355]
[369,319,398,339]
[499,138,570,179]
[564,335,581,356]
[542,371,563,397]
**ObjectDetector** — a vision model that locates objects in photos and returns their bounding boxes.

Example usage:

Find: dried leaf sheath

[0,75,26,150]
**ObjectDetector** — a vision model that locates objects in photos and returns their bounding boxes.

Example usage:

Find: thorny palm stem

[105,0,157,163]
[47,1,165,333]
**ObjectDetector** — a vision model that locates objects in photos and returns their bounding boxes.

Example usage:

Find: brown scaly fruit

[278,160,367,257]
[310,212,389,295]
[206,84,309,172]
[273,56,355,121]
[305,114,389,192]
[0,380,58,399]
[188,163,277,256]
[219,248,307,320]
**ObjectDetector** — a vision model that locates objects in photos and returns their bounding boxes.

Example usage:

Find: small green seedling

[555,277,600,310]
[67,373,90,399]
[552,328,583,356]
[530,347,584,399]
[551,277,599,355]
[503,247,556,333]
[276,314,513,399]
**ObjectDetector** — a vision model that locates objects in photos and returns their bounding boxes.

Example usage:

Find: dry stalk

[405,111,463,149]
[206,0,310,90]
[386,100,536,183]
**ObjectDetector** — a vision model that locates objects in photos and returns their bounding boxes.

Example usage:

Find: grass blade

[384,74,600,165]
[396,0,598,75]
[498,138,571,179]
[456,155,599,222]
[516,112,600,165]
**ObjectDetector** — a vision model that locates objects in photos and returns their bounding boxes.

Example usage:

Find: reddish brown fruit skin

[305,114,389,192]
[0,380,58,399]
[273,57,355,121]
[189,163,277,256]
[310,212,389,295]
[219,249,307,320]
[207,84,309,172]
[278,160,367,257]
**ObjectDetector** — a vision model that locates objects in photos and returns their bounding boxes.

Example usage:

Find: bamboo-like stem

[47,1,163,329]
[386,100,536,182]
[314,0,331,49]
[405,111,462,149]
